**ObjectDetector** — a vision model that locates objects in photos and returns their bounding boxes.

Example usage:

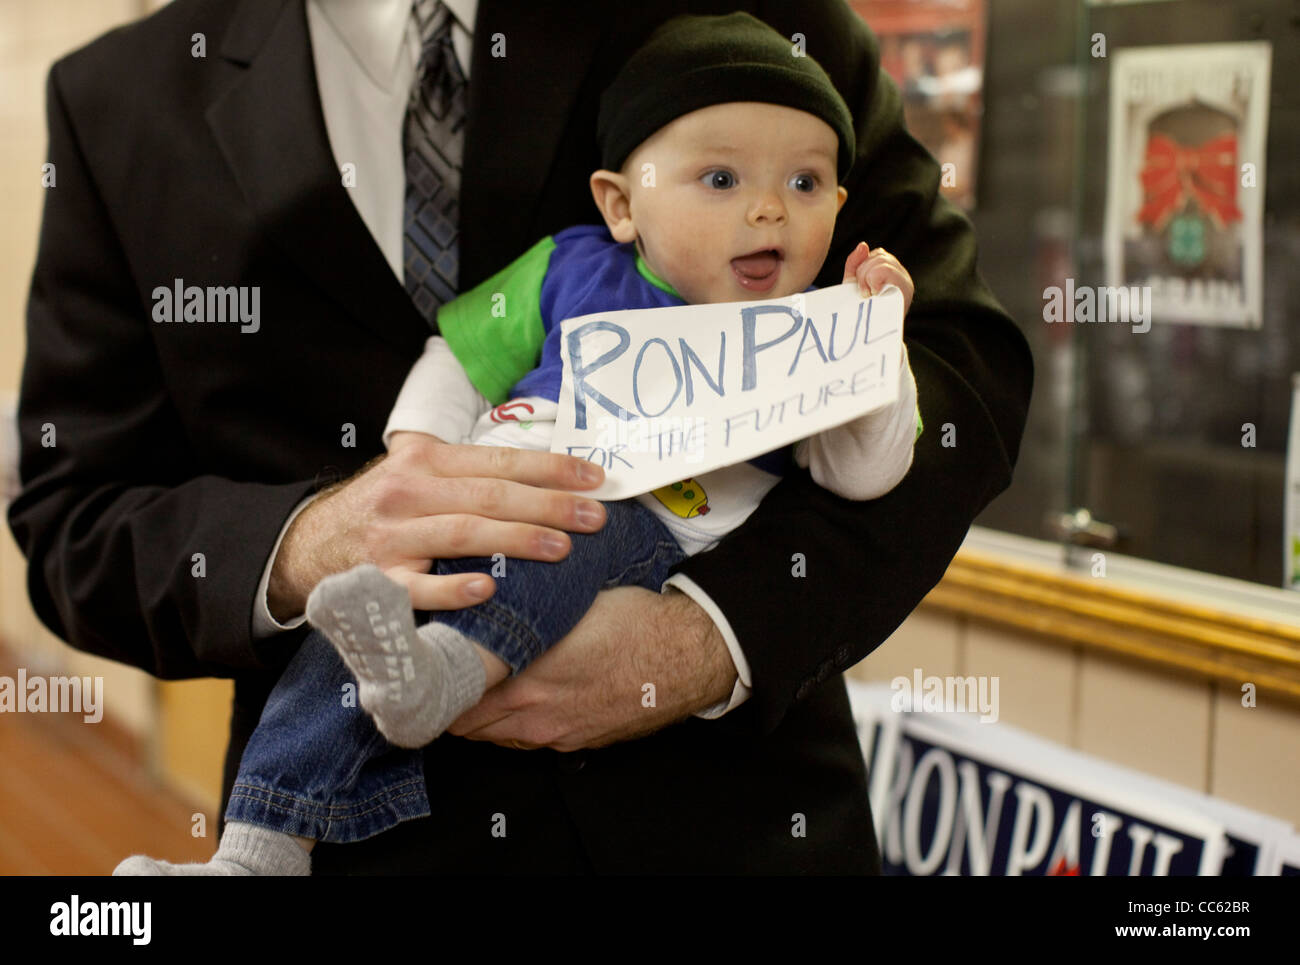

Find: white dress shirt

[254,0,754,716]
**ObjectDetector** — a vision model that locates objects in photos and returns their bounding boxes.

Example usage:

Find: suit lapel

[460,0,602,287]
[206,0,428,351]
[206,0,604,334]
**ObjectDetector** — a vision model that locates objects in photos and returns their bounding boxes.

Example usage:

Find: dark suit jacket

[8,0,1032,873]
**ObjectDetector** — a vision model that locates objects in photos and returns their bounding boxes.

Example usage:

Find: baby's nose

[748,192,787,224]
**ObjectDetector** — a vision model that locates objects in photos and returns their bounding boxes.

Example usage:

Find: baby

[116,12,920,876]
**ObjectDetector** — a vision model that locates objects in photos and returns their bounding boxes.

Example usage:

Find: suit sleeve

[4,65,316,680]
[666,1,1034,735]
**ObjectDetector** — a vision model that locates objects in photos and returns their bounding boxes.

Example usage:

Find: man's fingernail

[465,578,492,600]
[575,502,604,528]
[577,462,603,484]
[540,534,569,557]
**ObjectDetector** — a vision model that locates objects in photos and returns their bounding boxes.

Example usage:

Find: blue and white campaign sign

[848,683,1295,876]
[1278,835,1300,876]
[552,283,905,500]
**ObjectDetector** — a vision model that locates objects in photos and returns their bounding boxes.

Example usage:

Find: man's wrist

[661,584,739,714]
[267,549,306,624]
[662,574,752,718]
[266,495,323,624]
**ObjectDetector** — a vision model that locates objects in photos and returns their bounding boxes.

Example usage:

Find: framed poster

[1104,42,1271,328]
[848,0,986,210]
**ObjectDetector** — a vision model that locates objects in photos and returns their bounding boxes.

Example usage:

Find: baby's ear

[589,170,637,243]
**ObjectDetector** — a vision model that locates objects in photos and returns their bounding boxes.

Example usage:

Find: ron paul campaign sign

[845,683,1299,876]
[868,718,1224,875]
[552,283,905,500]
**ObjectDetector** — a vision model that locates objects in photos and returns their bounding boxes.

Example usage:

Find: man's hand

[844,242,914,314]
[267,435,608,621]
[447,585,737,752]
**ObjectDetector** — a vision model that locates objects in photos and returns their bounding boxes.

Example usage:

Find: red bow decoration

[1135,132,1242,231]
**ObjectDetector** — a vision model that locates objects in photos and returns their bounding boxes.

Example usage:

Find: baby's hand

[843,242,914,315]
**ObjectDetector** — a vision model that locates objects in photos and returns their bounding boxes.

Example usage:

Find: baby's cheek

[670,242,714,288]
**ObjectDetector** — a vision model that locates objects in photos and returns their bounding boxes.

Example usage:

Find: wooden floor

[0,701,215,875]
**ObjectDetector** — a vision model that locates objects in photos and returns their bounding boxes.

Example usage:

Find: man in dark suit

[8,0,1031,873]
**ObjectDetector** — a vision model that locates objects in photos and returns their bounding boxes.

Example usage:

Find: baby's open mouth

[730,248,783,291]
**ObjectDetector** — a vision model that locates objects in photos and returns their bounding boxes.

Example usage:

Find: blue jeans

[226,498,688,844]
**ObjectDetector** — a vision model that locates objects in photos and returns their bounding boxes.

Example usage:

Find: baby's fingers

[842,241,872,284]
[855,250,915,314]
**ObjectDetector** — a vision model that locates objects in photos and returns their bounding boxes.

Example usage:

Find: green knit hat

[598,12,856,179]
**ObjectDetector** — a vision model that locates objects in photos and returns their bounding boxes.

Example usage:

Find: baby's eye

[701,170,736,190]
[790,173,818,193]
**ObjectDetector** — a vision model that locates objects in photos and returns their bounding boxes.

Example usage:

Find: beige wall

[850,605,1300,828]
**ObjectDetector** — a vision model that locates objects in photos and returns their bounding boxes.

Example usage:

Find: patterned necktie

[403,0,467,325]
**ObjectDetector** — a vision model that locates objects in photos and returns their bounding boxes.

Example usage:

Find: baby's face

[621,102,847,305]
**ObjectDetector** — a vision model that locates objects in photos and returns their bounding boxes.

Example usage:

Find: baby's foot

[306,565,485,747]
[113,823,309,876]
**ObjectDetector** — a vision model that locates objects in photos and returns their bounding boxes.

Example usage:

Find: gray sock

[112,822,310,876]
[307,564,487,748]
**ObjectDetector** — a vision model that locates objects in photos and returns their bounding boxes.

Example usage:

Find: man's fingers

[387,512,586,566]
[335,443,612,607]
[398,437,604,490]
[388,568,497,612]
[445,700,516,738]
[446,674,538,737]
[376,472,607,535]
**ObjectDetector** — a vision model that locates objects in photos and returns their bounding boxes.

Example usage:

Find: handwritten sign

[553,283,905,499]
